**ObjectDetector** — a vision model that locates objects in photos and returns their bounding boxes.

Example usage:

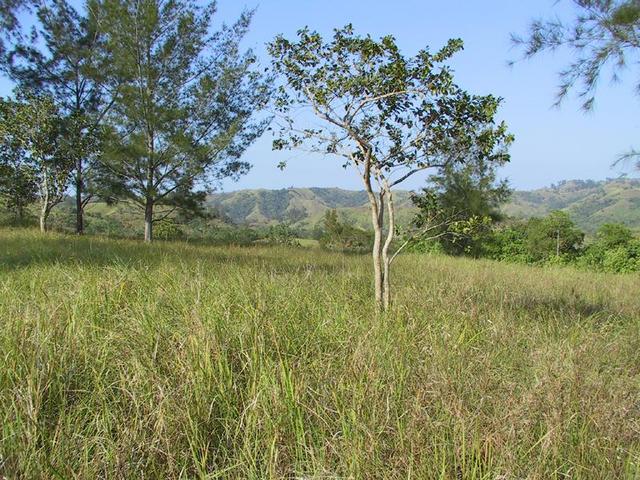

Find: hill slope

[207,187,415,229]
[506,178,640,233]
[208,178,640,233]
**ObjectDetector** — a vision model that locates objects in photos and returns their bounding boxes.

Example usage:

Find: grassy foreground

[0,228,639,479]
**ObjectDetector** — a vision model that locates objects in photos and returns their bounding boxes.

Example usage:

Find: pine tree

[98,0,271,241]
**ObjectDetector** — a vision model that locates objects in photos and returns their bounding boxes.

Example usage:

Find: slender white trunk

[39,171,50,233]
[75,158,84,235]
[362,168,385,311]
[144,129,155,243]
[381,181,395,310]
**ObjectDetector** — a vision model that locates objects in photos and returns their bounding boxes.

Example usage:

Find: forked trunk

[363,173,386,311]
[372,217,384,308]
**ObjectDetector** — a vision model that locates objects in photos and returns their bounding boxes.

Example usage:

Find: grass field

[1,228,639,479]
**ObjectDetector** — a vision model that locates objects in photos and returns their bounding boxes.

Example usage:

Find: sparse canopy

[269,25,511,310]
[512,0,640,110]
[97,0,271,241]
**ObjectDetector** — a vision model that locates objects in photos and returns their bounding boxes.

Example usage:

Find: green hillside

[208,178,640,233]
[207,187,415,230]
[506,178,640,233]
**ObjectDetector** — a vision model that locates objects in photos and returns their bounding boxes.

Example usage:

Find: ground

[0,228,639,479]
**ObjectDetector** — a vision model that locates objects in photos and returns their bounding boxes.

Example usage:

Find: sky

[2,0,639,192]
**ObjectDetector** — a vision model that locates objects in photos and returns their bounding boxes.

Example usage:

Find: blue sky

[3,0,639,192]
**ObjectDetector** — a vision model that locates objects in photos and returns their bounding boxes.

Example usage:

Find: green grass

[1,227,639,479]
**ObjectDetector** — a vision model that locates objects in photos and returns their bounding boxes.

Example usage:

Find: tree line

[0,0,270,240]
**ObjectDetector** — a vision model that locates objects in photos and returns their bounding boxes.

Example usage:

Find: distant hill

[208,178,640,233]
[506,178,640,233]
[206,187,416,230]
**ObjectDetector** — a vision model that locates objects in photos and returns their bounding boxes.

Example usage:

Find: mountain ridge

[207,178,640,233]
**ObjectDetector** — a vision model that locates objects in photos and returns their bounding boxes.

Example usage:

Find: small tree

[0,93,72,232]
[409,157,511,256]
[98,0,271,242]
[319,209,372,252]
[526,211,585,261]
[0,162,38,222]
[269,25,511,310]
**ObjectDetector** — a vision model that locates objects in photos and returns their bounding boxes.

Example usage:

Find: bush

[154,219,184,241]
[319,209,372,253]
[265,224,301,247]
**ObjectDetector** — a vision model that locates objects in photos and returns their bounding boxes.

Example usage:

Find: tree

[525,211,585,261]
[0,162,38,223]
[269,25,512,310]
[0,0,29,57]
[3,0,120,234]
[319,209,372,252]
[97,0,271,242]
[512,0,640,166]
[410,157,511,256]
[0,92,72,232]
[579,222,639,271]
[595,222,634,248]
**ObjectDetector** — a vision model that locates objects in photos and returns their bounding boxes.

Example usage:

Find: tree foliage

[95,0,271,241]
[513,0,640,110]
[319,209,372,252]
[0,92,73,231]
[3,0,113,233]
[410,157,511,256]
[269,25,512,309]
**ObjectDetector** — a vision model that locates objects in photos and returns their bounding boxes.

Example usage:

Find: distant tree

[526,211,585,261]
[98,0,271,242]
[579,222,639,272]
[319,209,372,252]
[269,25,512,310]
[265,223,300,246]
[410,157,511,256]
[483,220,532,263]
[0,162,38,222]
[0,92,72,232]
[3,0,114,234]
[595,222,634,248]
[512,0,640,167]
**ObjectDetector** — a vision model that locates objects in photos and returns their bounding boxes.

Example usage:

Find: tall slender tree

[4,0,114,234]
[98,0,271,242]
[269,26,511,311]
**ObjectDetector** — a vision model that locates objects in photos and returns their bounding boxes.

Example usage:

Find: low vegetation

[1,228,639,478]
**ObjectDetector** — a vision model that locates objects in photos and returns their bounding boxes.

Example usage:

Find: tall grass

[1,227,639,479]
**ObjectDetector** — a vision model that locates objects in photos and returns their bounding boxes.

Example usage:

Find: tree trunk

[362,169,385,311]
[39,173,49,233]
[39,210,47,232]
[75,159,84,235]
[372,210,384,309]
[381,182,395,311]
[144,197,154,242]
